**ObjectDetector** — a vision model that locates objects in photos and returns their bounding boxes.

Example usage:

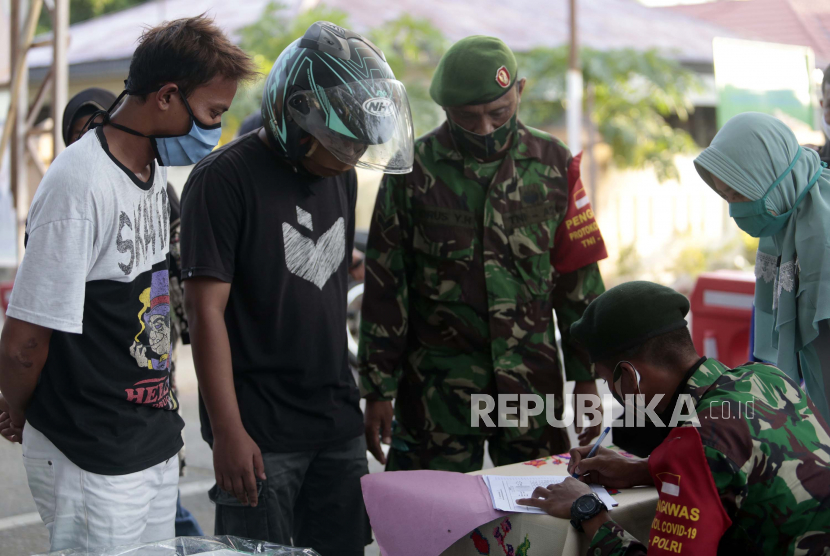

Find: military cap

[570,281,690,363]
[429,36,518,107]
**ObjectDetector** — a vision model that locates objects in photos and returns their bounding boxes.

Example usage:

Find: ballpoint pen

[572,426,611,479]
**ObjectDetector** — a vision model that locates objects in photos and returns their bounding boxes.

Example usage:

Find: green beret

[570,281,690,363]
[429,36,518,107]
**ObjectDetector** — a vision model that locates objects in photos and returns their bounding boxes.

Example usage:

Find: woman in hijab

[695,112,830,424]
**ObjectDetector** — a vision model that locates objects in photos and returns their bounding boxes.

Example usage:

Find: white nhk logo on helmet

[362,97,394,117]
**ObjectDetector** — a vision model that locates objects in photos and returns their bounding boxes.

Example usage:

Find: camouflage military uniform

[590,358,830,556]
[358,121,607,472]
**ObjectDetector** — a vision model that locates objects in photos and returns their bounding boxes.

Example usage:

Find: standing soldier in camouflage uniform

[359,36,609,472]
[521,281,830,556]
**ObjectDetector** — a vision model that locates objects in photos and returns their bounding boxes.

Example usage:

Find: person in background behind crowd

[696,112,830,425]
[62,88,116,145]
[0,17,254,551]
[181,22,414,554]
[359,36,608,473]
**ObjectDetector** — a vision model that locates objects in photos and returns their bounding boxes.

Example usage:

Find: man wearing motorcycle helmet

[180,21,414,553]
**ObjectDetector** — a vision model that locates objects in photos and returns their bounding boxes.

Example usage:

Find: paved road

[0,345,392,555]
[0,341,605,554]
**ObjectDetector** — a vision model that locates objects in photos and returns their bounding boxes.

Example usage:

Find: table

[440,454,658,556]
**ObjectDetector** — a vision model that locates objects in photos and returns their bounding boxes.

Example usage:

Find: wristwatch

[570,493,607,532]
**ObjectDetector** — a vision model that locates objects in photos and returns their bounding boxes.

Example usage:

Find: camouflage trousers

[385,422,570,472]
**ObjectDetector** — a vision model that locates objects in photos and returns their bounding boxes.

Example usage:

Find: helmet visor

[287,79,414,174]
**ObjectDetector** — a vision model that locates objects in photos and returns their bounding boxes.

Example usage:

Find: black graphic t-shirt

[8,128,184,475]
[180,131,363,452]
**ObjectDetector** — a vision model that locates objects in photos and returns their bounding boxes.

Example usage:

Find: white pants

[22,423,179,552]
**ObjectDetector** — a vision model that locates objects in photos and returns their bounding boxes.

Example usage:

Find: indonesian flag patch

[656,472,681,497]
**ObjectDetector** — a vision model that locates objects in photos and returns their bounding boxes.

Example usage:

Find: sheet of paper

[482,475,618,514]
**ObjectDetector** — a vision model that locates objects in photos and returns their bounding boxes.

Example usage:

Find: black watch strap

[570,493,606,532]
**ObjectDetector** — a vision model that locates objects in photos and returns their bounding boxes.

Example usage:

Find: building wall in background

[594,153,733,281]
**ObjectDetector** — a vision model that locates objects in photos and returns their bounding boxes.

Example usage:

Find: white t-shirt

[9,128,170,332]
[7,127,183,475]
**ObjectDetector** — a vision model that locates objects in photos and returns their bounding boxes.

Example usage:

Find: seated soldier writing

[517,281,830,555]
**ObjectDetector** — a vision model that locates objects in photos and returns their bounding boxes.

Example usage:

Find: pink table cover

[361,470,508,556]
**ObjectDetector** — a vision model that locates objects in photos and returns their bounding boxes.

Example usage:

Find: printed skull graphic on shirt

[283,206,345,289]
[130,270,171,371]
[127,270,176,409]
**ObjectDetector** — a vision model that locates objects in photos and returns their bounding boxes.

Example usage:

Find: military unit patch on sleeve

[551,152,608,273]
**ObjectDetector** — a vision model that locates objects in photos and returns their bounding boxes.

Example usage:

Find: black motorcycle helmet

[261,21,414,174]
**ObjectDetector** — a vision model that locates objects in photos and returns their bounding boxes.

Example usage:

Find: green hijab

[694,112,830,421]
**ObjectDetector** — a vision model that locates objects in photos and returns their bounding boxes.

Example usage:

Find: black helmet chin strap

[262,124,286,156]
[263,120,315,163]
[262,123,319,190]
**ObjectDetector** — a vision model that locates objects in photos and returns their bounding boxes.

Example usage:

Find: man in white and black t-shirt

[0,17,254,551]
[181,22,414,555]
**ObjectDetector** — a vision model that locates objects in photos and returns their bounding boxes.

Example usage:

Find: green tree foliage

[239,2,350,64]
[220,2,352,142]
[37,0,149,34]
[518,47,700,181]
[366,15,447,137]
[232,2,700,180]
[34,0,700,181]
[233,3,446,139]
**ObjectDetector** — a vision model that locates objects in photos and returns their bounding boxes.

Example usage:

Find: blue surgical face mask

[728,147,823,237]
[153,92,222,166]
[97,89,222,167]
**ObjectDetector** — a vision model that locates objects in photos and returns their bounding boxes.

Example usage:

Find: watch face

[577,496,597,512]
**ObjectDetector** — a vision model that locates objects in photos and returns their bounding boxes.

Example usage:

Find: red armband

[646,426,732,555]
[552,152,607,274]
